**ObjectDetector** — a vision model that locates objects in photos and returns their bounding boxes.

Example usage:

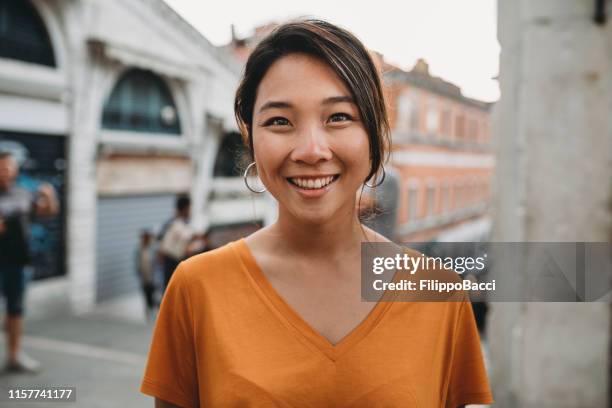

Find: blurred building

[227,24,495,243]
[384,58,493,243]
[0,0,269,316]
[490,0,612,406]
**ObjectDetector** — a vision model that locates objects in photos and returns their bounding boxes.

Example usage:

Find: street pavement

[0,293,155,408]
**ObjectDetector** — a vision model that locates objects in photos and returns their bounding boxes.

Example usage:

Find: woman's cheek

[336,137,370,179]
[253,135,286,187]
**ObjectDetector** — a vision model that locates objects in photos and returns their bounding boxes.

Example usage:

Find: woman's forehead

[254,53,353,110]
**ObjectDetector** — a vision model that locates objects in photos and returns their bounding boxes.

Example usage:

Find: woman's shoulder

[176,239,246,284]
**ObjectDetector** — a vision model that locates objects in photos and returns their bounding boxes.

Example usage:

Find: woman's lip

[286,174,339,179]
[286,174,340,198]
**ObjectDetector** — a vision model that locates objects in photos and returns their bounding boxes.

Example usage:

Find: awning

[87,36,211,81]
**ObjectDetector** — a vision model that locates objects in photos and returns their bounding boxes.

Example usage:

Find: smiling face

[252,53,371,224]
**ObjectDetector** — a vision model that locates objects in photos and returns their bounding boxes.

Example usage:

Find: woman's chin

[286,204,346,226]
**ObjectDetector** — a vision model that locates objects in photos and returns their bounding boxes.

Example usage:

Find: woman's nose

[290,125,333,164]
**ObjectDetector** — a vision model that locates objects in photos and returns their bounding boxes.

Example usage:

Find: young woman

[141,19,493,408]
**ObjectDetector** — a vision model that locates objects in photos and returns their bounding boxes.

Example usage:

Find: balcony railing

[398,202,489,236]
[391,130,492,151]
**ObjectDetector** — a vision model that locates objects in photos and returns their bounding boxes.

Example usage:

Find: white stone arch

[31,0,69,75]
[97,65,192,141]
[166,77,194,141]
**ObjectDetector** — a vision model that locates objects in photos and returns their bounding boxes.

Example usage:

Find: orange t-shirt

[140,239,493,407]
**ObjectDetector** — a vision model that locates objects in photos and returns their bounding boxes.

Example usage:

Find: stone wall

[490,0,612,406]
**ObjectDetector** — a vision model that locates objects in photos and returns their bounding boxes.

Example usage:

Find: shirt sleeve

[445,297,494,408]
[140,262,199,407]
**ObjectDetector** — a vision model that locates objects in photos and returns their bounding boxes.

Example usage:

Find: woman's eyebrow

[322,95,355,105]
[258,101,292,113]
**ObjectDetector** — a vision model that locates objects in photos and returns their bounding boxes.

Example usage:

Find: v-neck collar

[231,238,398,362]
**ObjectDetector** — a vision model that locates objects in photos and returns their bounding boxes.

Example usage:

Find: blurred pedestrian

[157,195,193,290]
[135,229,158,323]
[185,231,212,257]
[0,150,58,373]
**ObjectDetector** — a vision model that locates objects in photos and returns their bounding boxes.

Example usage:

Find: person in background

[135,229,158,323]
[157,195,192,290]
[0,150,59,373]
[357,165,401,241]
[185,231,212,257]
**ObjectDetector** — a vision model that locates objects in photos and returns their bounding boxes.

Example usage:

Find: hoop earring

[243,162,267,193]
[365,167,386,188]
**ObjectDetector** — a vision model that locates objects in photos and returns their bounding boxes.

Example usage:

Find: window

[426,181,436,217]
[455,181,466,209]
[455,114,465,140]
[426,99,439,135]
[481,120,489,143]
[0,0,55,66]
[467,118,478,142]
[441,180,450,213]
[468,179,477,205]
[407,180,419,222]
[440,107,451,138]
[481,177,488,202]
[410,92,420,132]
[465,179,475,206]
[450,181,457,210]
[102,69,181,134]
[396,92,412,132]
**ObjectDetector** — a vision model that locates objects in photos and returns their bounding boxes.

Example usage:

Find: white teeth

[289,176,337,190]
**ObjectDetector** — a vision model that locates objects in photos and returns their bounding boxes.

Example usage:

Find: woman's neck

[270,205,368,258]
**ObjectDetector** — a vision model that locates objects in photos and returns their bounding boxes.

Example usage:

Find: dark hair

[234,19,390,183]
[0,150,15,160]
[175,194,191,212]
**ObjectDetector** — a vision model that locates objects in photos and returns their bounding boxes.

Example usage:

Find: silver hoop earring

[365,167,386,188]
[243,162,267,193]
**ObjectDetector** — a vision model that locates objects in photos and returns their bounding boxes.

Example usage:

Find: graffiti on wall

[0,131,66,280]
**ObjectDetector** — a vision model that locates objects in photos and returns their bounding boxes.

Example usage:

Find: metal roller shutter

[96,194,175,302]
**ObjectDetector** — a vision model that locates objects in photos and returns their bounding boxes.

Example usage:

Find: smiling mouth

[287,174,340,190]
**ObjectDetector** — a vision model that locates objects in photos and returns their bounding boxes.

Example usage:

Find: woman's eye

[263,117,290,127]
[328,113,353,123]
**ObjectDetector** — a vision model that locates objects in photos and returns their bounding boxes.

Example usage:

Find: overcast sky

[164,0,500,102]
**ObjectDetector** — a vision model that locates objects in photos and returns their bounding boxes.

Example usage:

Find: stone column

[490,1,612,406]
